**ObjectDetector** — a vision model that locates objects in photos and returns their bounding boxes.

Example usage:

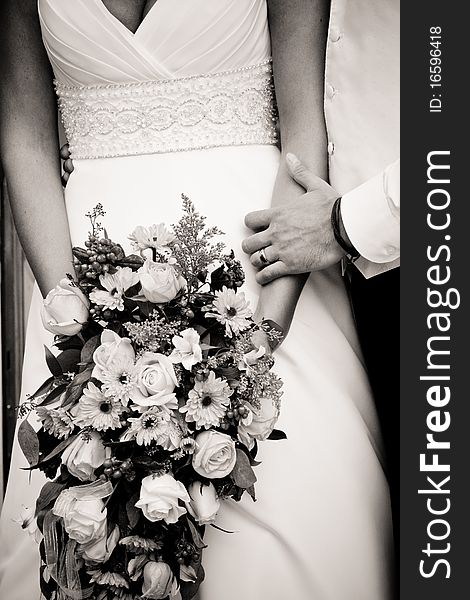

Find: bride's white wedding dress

[0,1,393,598]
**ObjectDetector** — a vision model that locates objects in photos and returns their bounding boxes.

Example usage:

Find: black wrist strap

[331,197,360,261]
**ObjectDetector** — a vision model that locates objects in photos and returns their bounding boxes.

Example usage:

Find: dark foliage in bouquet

[18,196,284,600]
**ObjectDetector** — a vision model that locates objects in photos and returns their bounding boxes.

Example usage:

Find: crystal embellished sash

[56,60,278,159]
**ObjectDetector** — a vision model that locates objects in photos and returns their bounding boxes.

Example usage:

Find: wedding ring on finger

[259,247,269,265]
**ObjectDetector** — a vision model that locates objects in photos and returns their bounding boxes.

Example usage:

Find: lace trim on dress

[55,60,278,159]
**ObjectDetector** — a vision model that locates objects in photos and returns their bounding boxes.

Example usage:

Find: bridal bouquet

[18,198,284,600]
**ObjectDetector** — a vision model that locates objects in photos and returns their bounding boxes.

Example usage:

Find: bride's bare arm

[252,0,329,336]
[0,0,74,297]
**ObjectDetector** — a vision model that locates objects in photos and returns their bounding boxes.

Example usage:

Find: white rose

[61,432,109,481]
[131,352,178,409]
[170,328,202,370]
[142,561,178,599]
[41,278,89,336]
[82,524,119,564]
[192,430,237,479]
[186,481,220,525]
[92,330,135,380]
[135,473,189,524]
[138,260,186,304]
[53,491,107,547]
[238,397,280,450]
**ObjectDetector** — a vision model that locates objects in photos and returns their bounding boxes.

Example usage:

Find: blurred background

[0,168,35,502]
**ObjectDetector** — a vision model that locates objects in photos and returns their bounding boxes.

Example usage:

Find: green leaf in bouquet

[80,334,101,365]
[72,246,90,262]
[214,366,239,381]
[267,429,287,441]
[231,448,257,489]
[180,562,205,600]
[61,366,93,409]
[186,516,207,549]
[180,563,197,583]
[126,493,141,529]
[30,376,55,401]
[35,479,68,516]
[115,254,144,269]
[54,334,84,352]
[27,433,78,470]
[37,383,68,407]
[44,345,63,377]
[18,418,40,466]
[56,348,81,374]
[246,485,256,501]
[236,441,261,467]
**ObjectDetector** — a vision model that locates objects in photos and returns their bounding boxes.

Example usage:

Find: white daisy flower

[127,407,182,449]
[99,354,139,406]
[180,371,232,429]
[36,406,74,439]
[128,223,175,255]
[87,569,129,589]
[89,267,139,311]
[72,382,123,430]
[205,287,252,337]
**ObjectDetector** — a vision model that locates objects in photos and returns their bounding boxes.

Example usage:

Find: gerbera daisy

[100,356,139,406]
[127,407,182,449]
[87,570,129,589]
[180,371,232,429]
[119,535,163,553]
[128,223,175,255]
[73,382,123,430]
[36,406,74,439]
[205,286,252,337]
[89,267,139,311]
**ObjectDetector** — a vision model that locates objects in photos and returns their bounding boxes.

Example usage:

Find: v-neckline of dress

[95,0,162,37]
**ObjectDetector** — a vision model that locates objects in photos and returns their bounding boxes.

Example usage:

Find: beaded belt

[55,60,278,160]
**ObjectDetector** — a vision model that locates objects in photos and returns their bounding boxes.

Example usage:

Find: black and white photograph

[0,0,410,598]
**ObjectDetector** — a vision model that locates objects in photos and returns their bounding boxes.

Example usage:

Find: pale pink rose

[41,278,89,336]
[238,397,280,450]
[170,328,202,370]
[142,561,179,599]
[186,481,220,525]
[53,492,107,547]
[192,430,237,479]
[138,260,185,304]
[136,474,189,524]
[82,524,119,563]
[61,432,109,481]
[131,352,178,409]
[92,330,135,381]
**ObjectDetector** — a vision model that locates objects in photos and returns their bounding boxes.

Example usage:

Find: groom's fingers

[245,208,272,231]
[241,229,271,254]
[255,261,290,285]
[250,245,279,268]
[286,153,328,193]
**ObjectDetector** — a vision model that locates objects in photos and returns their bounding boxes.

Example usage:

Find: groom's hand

[242,154,344,284]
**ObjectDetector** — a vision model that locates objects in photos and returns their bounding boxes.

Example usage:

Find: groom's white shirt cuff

[341,159,400,279]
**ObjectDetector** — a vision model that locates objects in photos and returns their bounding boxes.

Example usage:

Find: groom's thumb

[286,153,321,192]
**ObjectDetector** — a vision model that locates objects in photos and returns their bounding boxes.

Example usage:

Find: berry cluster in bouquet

[18,197,284,600]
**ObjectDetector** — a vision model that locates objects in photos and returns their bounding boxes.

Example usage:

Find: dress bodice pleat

[38,0,271,85]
